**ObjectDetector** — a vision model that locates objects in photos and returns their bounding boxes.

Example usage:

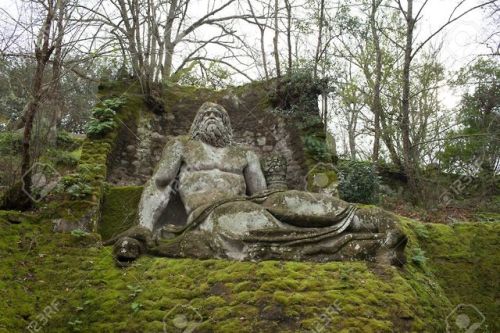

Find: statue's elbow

[155,175,170,188]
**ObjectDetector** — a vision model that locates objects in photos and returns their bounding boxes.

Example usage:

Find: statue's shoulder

[226,144,259,160]
[165,135,191,145]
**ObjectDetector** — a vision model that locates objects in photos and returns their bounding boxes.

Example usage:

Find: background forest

[0,0,498,221]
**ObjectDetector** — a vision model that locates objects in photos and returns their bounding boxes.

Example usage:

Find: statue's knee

[353,207,398,232]
[211,201,277,231]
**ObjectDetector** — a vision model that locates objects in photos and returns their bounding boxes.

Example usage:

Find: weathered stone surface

[151,132,166,143]
[116,103,407,266]
[106,84,308,190]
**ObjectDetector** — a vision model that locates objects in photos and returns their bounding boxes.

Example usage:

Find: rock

[126,145,136,153]
[243,131,254,138]
[52,206,97,233]
[221,93,241,110]
[151,132,166,143]
[257,137,266,146]
[131,161,141,168]
[263,145,274,152]
[113,237,144,267]
[326,131,337,158]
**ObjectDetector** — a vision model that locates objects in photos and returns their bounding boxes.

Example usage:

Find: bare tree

[273,0,281,78]
[246,0,272,79]
[81,0,253,95]
[370,0,383,163]
[284,0,293,73]
[393,0,496,198]
[313,0,325,79]
[20,0,56,203]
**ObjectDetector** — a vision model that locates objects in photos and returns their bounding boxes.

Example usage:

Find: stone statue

[107,102,407,267]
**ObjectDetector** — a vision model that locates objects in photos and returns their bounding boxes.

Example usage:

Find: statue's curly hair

[190,102,233,147]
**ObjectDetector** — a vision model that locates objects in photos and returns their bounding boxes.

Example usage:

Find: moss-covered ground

[1,206,498,333]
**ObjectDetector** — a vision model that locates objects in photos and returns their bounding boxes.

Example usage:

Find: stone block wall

[107,83,309,189]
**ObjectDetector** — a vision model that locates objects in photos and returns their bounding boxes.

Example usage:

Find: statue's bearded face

[190,103,233,147]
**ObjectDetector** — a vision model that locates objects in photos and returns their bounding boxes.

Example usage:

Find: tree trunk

[314,0,325,79]
[284,0,292,73]
[273,0,281,79]
[348,124,357,160]
[260,28,269,79]
[20,2,55,203]
[48,0,65,146]
[370,0,382,164]
[401,0,419,198]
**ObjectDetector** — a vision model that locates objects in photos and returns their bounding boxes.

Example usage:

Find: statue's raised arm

[154,137,184,189]
[244,150,267,195]
[138,136,185,231]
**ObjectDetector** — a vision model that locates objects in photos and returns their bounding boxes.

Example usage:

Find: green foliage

[57,174,93,199]
[304,135,331,162]
[71,229,90,238]
[130,302,142,313]
[0,131,22,155]
[102,97,126,110]
[90,107,115,122]
[86,119,116,138]
[411,248,427,266]
[127,285,143,298]
[166,61,199,85]
[47,149,79,167]
[85,97,126,138]
[439,59,499,180]
[270,68,328,124]
[68,319,83,332]
[337,160,379,204]
[56,131,81,151]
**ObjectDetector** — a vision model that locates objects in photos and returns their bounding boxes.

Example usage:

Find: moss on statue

[99,186,143,241]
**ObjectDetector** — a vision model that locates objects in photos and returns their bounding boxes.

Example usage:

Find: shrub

[270,68,328,115]
[57,174,93,199]
[102,97,126,110]
[304,135,331,162]
[56,131,81,151]
[85,97,126,139]
[47,149,79,167]
[411,248,427,266]
[86,119,116,138]
[0,131,22,155]
[337,160,379,204]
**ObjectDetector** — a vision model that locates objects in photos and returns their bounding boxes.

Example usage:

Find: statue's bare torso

[178,140,262,213]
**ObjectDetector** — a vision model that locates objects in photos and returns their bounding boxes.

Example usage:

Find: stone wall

[107,83,309,189]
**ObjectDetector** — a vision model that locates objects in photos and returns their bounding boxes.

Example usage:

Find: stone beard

[189,103,233,147]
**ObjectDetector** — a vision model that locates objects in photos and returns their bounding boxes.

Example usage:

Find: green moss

[409,221,500,332]
[163,84,219,114]
[99,186,143,240]
[52,87,144,231]
[2,80,497,332]
[1,210,475,333]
